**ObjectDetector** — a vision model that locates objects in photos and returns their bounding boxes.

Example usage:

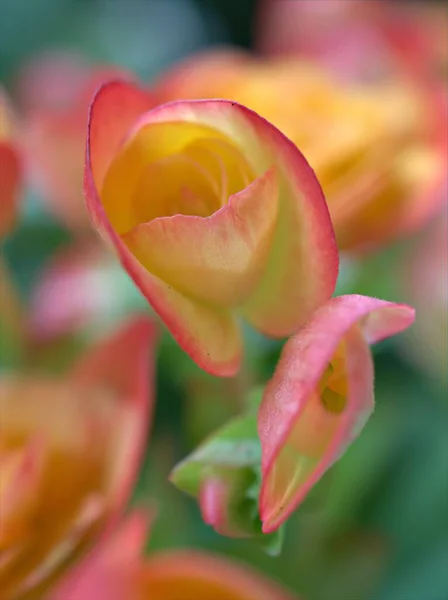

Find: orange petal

[138,550,297,600]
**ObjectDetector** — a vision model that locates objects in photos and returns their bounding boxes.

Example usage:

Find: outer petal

[85,83,337,375]
[50,511,150,600]
[258,294,415,532]
[138,550,297,600]
[69,315,158,514]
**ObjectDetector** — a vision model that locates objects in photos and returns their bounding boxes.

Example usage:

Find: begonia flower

[0,317,156,599]
[156,49,447,252]
[83,80,338,376]
[258,294,415,532]
[52,511,297,600]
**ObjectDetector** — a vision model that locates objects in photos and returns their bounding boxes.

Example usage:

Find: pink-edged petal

[138,549,297,600]
[259,294,415,532]
[85,84,337,375]
[122,167,279,307]
[199,473,250,538]
[50,510,150,600]
[85,83,244,377]
[70,316,158,512]
[87,80,156,195]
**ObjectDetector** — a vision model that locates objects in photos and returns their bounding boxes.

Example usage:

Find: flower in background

[258,295,415,533]
[28,243,116,343]
[84,80,338,376]
[28,242,146,347]
[52,511,296,600]
[256,0,447,82]
[0,317,156,599]
[0,88,22,239]
[15,52,139,234]
[401,214,447,385]
[156,47,447,253]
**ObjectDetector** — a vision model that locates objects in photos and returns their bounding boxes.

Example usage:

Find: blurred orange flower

[156,50,447,252]
[0,88,22,239]
[52,511,297,600]
[15,53,141,234]
[0,317,156,599]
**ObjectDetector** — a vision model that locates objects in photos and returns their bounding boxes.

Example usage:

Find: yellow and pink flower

[0,317,156,599]
[83,80,338,376]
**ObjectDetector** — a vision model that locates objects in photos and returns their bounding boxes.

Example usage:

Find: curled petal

[138,550,297,600]
[123,168,279,307]
[259,294,415,532]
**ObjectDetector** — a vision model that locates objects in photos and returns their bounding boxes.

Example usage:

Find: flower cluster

[0,2,446,597]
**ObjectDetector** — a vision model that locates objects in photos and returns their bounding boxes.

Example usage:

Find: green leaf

[170,392,285,555]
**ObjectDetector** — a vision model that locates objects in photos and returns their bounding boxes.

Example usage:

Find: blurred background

[1,1,447,599]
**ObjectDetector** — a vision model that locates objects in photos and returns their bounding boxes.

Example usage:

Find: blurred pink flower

[0,317,157,599]
[52,511,297,600]
[15,52,149,234]
[258,295,415,533]
[28,243,118,342]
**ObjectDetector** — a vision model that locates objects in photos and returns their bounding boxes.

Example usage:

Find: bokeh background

[1,1,447,599]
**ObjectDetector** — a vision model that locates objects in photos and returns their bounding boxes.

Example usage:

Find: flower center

[101,122,255,236]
